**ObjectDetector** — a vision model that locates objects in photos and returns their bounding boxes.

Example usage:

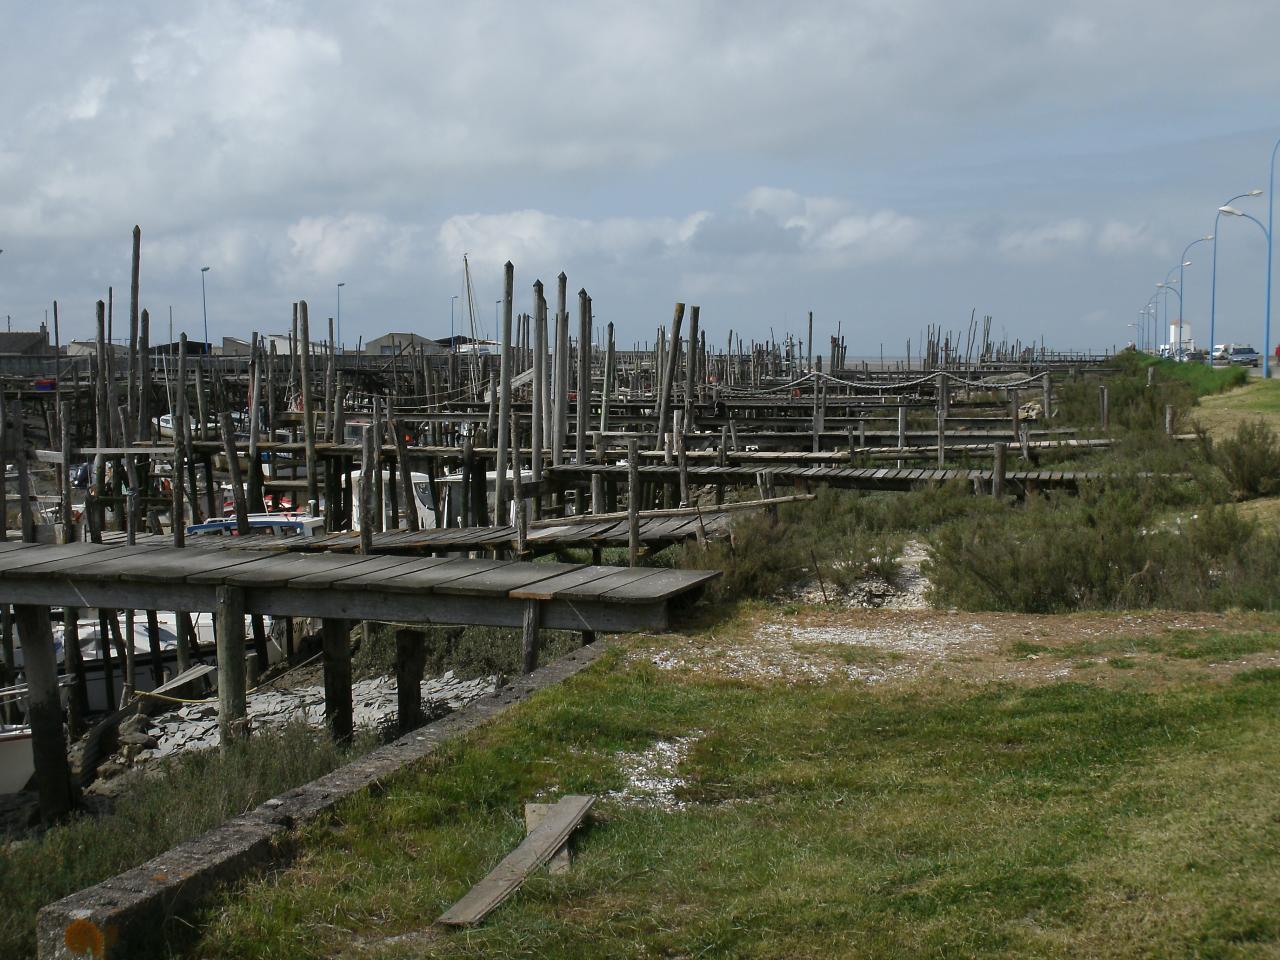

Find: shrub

[1212,418,1280,499]
[924,483,1280,614]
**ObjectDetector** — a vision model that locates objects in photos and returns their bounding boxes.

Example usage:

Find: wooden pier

[0,540,718,823]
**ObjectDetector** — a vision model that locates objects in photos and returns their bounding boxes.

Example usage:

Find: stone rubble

[119,672,495,765]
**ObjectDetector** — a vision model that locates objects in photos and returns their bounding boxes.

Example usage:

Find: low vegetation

[0,724,370,960]
[189,637,1280,959]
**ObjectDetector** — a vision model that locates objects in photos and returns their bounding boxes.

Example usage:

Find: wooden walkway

[277,514,730,555]
[4,539,720,823]
[547,463,1100,492]
[0,541,717,632]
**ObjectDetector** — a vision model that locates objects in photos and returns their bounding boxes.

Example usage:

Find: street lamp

[336,282,345,351]
[1209,190,1263,364]
[1177,239,1213,361]
[200,266,211,351]
[1218,203,1272,372]
[450,295,459,351]
[1266,136,1280,378]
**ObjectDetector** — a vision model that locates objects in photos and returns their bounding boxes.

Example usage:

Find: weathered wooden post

[550,273,567,465]
[392,419,420,531]
[627,438,640,567]
[494,262,514,520]
[219,412,250,537]
[1099,384,1109,430]
[247,336,265,513]
[653,303,685,452]
[575,289,591,465]
[322,619,353,743]
[215,585,248,746]
[127,226,141,432]
[520,600,540,674]
[683,306,698,430]
[532,284,547,520]
[360,426,375,554]
[601,320,615,435]
[395,627,426,732]
[993,442,1007,498]
[1165,403,1175,436]
[14,604,75,822]
[299,301,320,515]
[591,431,606,515]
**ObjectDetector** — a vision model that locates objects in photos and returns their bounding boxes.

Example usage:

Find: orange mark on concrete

[63,918,104,956]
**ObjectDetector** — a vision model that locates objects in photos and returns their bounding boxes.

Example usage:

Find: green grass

[186,644,1280,960]
[1005,629,1280,663]
[1135,354,1249,397]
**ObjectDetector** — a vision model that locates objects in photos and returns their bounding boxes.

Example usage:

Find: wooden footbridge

[1,539,718,823]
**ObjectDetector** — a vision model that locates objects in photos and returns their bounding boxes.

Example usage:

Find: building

[364,332,447,356]
[0,325,51,356]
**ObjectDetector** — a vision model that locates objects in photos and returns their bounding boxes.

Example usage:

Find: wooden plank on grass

[437,795,595,927]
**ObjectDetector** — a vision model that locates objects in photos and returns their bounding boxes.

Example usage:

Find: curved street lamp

[1218,203,1272,371]
[1210,190,1264,364]
[1177,238,1214,360]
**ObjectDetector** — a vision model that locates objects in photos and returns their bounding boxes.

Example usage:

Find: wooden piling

[14,604,74,822]
[322,619,353,743]
[495,262,514,520]
[627,438,640,567]
[215,585,248,746]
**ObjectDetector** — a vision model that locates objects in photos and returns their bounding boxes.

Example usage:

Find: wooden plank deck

[0,543,720,633]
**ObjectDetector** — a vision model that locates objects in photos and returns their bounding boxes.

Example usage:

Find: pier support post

[993,442,1007,499]
[521,600,540,674]
[627,438,641,567]
[322,619,353,743]
[395,628,427,733]
[14,604,74,823]
[216,585,248,746]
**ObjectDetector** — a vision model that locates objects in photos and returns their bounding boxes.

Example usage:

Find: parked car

[1229,345,1261,366]
[1213,343,1230,362]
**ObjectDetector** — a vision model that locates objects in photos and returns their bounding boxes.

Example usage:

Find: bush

[1213,418,1280,499]
[924,482,1280,613]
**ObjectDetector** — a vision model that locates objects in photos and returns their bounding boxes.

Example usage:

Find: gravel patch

[605,736,700,810]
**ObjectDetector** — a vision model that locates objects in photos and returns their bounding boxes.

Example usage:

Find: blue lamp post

[1157,281,1183,354]
[1177,237,1214,360]
[1218,203,1272,369]
[1267,136,1280,377]
[1210,191,1264,364]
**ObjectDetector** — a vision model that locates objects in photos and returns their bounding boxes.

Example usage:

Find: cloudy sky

[2,1,1279,353]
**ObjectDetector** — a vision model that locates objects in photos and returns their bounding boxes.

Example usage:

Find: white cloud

[998,219,1091,260]
[67,77,111,120]
[1097,220,1155,254]
[436,209,710,273]
[287,214,415,277]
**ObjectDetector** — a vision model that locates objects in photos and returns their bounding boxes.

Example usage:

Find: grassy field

[184,610,1280,960]
[1195,377,1280,439]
